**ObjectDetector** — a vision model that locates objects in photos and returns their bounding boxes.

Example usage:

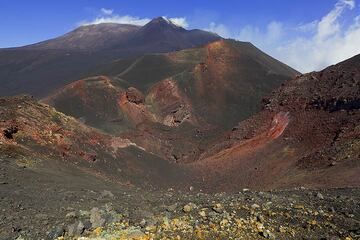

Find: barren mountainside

[0,17,221,97]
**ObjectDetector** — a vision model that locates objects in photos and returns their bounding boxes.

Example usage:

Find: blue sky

[1,0,360,72]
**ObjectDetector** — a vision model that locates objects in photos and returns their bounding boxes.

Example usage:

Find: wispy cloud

[203,0,360,72]
[79,10,151,26]
[237,21,284,46]
[79,9,188,28]
[164,17,189,28]
[100,8,113,15]
[295,21,318,33]
[205,22,231,38]
[276,0,359,72]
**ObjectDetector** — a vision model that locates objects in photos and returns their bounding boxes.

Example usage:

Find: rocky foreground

[1,143,359,240]
[1,149,359,240]
[7,186,359,240]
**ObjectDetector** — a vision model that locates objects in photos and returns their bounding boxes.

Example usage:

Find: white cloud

[205,22,231,38]
[237,21,283,45]
[316,0,354,40]
[79,10,188,29]
[203,0,360,73]
[80,15,151,26]
[266,22,283,41]
[100,8,113,15]
[164,17,189,28]
[295,20,318,33]
[276,0,359,72]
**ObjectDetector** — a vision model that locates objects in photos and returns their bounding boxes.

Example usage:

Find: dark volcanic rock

[3,126,18,139]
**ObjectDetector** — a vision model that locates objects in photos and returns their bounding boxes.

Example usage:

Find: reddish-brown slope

[117,87,155,126]
[146,78,199,127]
[175,39,298,129]
[2,55,359,192]
[44,39,298,165]
[190,55,360,191]
[43,76,129,133]
[0,96,189,188]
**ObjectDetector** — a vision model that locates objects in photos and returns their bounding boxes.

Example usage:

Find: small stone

[66,211,77,219]
[279,226,286,233]
[316,192,324,199]
[145,225,157,233]
[140,219,147,227]
[82,220,92,231]
[256,222,264,231]
[47,226,64,240]
[183,204,192,213]
[261,229,275,239]
[212,203,224,213]
[207,211,217,218]
[183,203,196,213]
[294,205,304,209]
[251,204,260,209]
[104,203,113,212]
[79,210,90,217]
[199,211,206,217]
[308,220,317,226]
[220,219,228,226]
[100,190,114,199]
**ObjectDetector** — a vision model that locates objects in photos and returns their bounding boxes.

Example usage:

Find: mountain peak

[144,16,183,30]
[152,16,170,22]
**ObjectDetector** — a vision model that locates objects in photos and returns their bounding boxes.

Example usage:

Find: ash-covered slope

[0,17,220,97]
[23,23,141,51]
